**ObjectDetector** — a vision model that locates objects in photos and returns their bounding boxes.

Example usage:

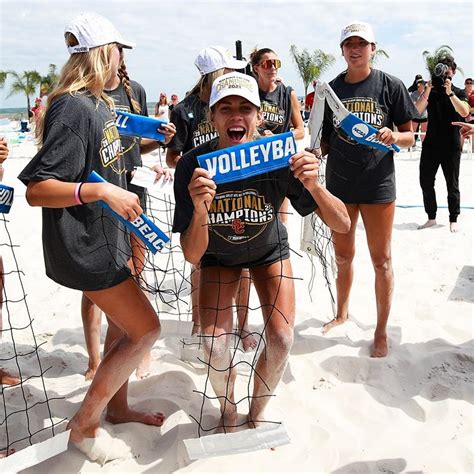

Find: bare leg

[200,267,241,432]
[278,197,290,225]
[322,204,359,334]
[130,233,152,379]
[247,259,295,426]
[360,203,395,358]
[0,256,4,337]
[191,265,200,335]
[67,277,161,446]
[235,269,257,351]
[81,294,102,381]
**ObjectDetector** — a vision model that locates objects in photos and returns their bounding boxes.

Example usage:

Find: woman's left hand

[289,150,320,190]
[158,123,177,145]
[151,164,173,183]
[376,127,399,146]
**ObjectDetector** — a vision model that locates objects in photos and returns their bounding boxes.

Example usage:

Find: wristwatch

[448,92,455,97]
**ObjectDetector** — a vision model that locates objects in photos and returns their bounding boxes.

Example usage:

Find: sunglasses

[466,81,473,85]
[259,59,282,69]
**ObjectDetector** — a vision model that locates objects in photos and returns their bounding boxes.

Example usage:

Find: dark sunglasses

[466,81,473,85]
[259,59,282,69]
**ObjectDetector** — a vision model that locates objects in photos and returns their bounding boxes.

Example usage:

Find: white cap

[65,12,135,54]
[209,72,260,109]
[339,21,375,46]
[195,46,248,76]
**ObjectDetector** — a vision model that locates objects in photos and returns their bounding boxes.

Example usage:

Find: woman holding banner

[320,21,416,357]
[173,71,349,431]
[18,12,174,464]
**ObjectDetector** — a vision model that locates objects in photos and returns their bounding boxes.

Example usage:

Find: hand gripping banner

[86,171,170,254]
[114,111,168,142]
[316,81,400,153]
[197,132,297,185]
[0,184,14,214]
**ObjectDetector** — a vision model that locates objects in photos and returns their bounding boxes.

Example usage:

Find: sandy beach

[0,134,472,473]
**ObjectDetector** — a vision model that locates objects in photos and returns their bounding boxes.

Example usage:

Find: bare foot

[135,352,151,379]
[217,409,239,433]
[371,332,388,358]
[106,408,165,426]
[321,315,348,334]
[84,365,99,382]
[0,448,15,458]
[0,368,20,386]
[247,412,265,429]
[450,222,459,233]
[418,219,437,230]
[241,330,258,352]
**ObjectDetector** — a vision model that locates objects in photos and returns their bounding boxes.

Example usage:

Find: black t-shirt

[172,139,317,268]
[18,93,131,291]
[424,84,468,151]
[106,80,148,206]
[259,83,293,134]
[321,69,417,204]
[167,94,218,153]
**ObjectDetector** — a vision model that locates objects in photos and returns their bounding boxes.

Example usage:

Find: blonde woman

[18,13,174,463]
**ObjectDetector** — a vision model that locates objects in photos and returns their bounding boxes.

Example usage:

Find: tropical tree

[290,45,336,98]
[422,45,463,76]
[40,63,59,96]
[0,71,6,88]
[370,49,389,66]
[2,70,42,113]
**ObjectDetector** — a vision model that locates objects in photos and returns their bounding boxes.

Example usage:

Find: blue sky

[0,0,472,109]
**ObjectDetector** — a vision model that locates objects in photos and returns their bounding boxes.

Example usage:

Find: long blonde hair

[36,33,116,144]
[187,68,227,103]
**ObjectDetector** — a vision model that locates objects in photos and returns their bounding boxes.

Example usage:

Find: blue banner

[197,132,297,185]
[0,184,14,214]
[86,171,170,254]
[114,111,168,142]
[340,113,400,153]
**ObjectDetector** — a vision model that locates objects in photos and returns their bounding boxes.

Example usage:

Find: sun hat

[209,72,260,108]
[339,21,375,46]
[195,46,248,76]
[65,12,135,54]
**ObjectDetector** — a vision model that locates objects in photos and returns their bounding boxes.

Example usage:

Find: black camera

[432,63,452,89]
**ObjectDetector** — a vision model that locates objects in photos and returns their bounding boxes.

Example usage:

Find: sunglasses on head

[259,59,282,69]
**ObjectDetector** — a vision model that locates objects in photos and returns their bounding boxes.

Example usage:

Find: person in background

[408,73,423,93]
[416,53,470,232]
[320,21,416,357]
[154,92,169,120]
[464,77,474,120]
[410,79,428,143]
[168,93,179,116]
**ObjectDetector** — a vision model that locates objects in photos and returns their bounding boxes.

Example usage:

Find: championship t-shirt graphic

[333,97,384,145]
[260,101,286,133]
[192,120,218,148]
[100,120,125,174]
[208,188,275,244]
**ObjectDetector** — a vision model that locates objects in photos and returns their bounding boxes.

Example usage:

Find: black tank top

[259,83,293,134]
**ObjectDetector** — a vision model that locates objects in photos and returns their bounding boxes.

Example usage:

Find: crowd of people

[1,11,472,465]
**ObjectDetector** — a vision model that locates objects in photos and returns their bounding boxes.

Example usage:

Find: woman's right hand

[188,168,216,215]
[102,183,143,221]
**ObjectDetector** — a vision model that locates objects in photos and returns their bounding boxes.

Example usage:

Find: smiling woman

[172,71,349,432]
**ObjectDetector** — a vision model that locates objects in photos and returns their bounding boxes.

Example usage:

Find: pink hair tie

[74,182,85,205]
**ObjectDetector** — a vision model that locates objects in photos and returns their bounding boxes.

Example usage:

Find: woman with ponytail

[18,13,174,464]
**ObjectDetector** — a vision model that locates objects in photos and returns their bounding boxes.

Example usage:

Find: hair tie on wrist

[74,182,85,205]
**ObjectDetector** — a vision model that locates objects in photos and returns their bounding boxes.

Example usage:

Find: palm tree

[290,45,336,98]
[0,71,6,88]
[40,64,59,96]
[422,45,463,76]
[3,70,42,113]
[370,49,389,66]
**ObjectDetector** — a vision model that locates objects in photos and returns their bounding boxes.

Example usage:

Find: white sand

[0,138,473,473]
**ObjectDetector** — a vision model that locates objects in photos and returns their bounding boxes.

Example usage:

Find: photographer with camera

[415,55,470,233]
